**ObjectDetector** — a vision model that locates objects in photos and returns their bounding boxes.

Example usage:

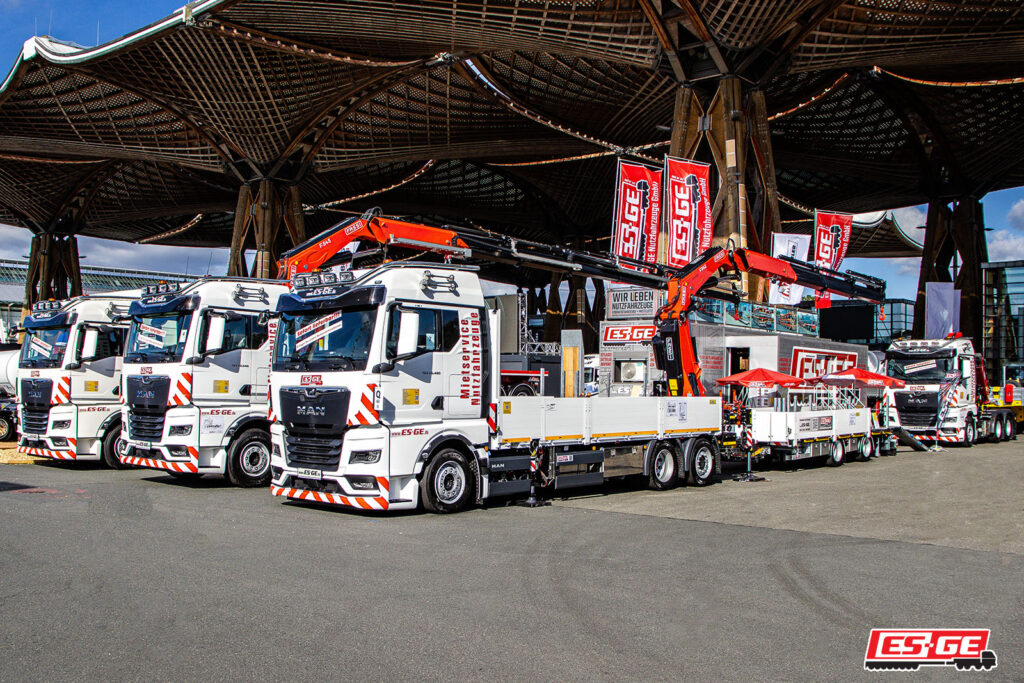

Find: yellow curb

[0,448,44,464]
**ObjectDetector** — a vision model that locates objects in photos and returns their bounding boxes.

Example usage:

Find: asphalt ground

[0,442,1022,680]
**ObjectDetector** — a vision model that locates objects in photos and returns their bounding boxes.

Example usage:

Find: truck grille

[128,409,165,441]
[20,408,49,434]
[900,410,938,429]
[284,432,344,469]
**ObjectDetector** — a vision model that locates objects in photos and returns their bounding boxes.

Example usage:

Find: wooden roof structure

[1,0,1022,259]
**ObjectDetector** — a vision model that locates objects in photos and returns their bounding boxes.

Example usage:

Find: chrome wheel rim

[694,446,712,479]
[434,461,466,504]
[240,443,270,476]
[653,449,673,482]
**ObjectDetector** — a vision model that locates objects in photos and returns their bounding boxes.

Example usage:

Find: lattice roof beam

[669,0,729,76]
[637,0,687,83]
[47,160,119,234]
[751,0,849,85]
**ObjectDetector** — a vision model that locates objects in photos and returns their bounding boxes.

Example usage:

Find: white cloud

[0,224,33,259]
[887,256,922,277]
[986,229,1024,263]
[1007,199,1024,232]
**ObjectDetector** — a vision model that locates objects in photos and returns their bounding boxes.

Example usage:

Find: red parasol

[809,366,905,389]
[716,367,806,389]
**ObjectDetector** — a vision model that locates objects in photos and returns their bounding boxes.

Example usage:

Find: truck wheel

[992,416,1004,442]
[421,448,475,513]
[226,429,272,487]
[647,442,680,491]
[1008,419,1017,441]
[962,418,976,448]
[509,383,536,397]
[688,438,716,486]
[0,413,13,441]
[825,439,845,467]
[855,436,873,461]
[101,424,129,469]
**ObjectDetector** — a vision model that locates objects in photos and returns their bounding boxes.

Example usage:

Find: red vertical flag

[611,159,662,270]
[663,156,712,269]
[812,209,853,308]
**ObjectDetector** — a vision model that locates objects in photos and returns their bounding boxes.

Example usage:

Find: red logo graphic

[864,629,996,671]
[602,325,656,345]
[31,370,40,377]
[141,367,153,375]
[300,374,323,386]
[790,347,857,379]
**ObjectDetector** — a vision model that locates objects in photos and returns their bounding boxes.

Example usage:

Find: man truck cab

[119,279,288,485]
[17,292,136,465]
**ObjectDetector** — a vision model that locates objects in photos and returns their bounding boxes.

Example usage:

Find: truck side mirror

[80,328,99,362]
[205,315,226,356]
[395,310,420,359]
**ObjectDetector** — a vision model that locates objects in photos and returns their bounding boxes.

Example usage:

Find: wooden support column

[227,184,253,277]
[912,201,954,338]
[747,89,781,250]
[282,185,307,247]
[668,86,702,159]
[542,272,565,342]
[951,197,988,343]
[22,234,83,314]
[251,179,282,279]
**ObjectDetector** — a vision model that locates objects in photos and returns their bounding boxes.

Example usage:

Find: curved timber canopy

[1,0,1022,275]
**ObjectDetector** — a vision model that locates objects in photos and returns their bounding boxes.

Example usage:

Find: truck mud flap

[487,455,533,497]
[553,450,604,490]
[895,427,929,452]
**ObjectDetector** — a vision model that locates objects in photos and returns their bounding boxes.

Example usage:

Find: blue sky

[1,0,1023,297]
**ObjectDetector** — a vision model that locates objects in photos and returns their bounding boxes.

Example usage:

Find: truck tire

[647,442,680,491]
[688,438,716,486]
[225,428,272,487]
[992,415,1004,442]
[1008,418,1017,441]
[855,436,873,461]
[0,413,13,441]
[420,448,475,513]
[962,418,976,448]
[825,439,845,467]
[509,383,536,397]
[101,424,129,469]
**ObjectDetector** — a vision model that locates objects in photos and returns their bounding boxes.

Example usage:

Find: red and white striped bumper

[913,430,963,443]
[271,479,390,511]
[119,446,199,473]
[18,437,77,461]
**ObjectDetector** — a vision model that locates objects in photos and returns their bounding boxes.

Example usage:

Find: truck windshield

[20,326,71,368]
[125,313,193,363]
[274,307,377,372]
[887,356,956,383]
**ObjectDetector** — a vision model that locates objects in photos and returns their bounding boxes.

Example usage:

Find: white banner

[768,233,811,305]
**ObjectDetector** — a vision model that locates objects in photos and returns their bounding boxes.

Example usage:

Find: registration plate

[131,440,151,450]
[23,433,39,441]
[296,467,322,481]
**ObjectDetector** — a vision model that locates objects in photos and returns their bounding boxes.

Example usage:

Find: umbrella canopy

[810,367,905,389]
[716,367,805,389]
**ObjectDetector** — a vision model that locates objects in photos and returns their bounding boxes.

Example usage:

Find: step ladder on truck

[14,292,137,465]
[265,210,885,512]
[118,279,289,485]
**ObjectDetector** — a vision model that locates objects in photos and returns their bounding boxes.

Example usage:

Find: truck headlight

[51,420,71,430]
[349,449,381,464]
[168,424,192,436]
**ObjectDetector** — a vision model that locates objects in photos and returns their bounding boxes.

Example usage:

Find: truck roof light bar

[31,300,63,311]
[143,282,181,295]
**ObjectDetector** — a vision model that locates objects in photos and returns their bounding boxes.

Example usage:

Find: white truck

[268,263,722,513]
[119,279,288,485]
[885,336,1017,445]
[15,292,136,465]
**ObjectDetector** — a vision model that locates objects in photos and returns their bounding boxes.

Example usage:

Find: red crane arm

[275,216,468,279]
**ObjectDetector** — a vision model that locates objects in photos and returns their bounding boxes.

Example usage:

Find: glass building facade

[982,261,1024,385]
